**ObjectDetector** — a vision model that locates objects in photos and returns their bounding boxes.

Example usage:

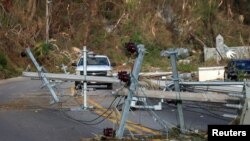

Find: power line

[59,94,124,125]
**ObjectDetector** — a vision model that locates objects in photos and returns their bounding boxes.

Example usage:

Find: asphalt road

[0,77,108,141]
[0,77,238,141]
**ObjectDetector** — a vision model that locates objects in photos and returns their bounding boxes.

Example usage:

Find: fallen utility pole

[139,72,172,77]
[115,89,239,103]
[165,81,244,93]
[25,48,59,103]
[116,44,145,138]
[22,72,120,83]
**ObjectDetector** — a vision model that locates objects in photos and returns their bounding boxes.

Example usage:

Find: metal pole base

[70,105,94,111]
[81,105,94,110]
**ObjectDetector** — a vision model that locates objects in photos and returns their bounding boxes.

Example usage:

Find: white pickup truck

[73,54,114,89]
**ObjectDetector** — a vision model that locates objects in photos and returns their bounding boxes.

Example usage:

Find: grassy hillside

[0,0,250,79]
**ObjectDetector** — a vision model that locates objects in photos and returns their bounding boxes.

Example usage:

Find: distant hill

[0,0,250,79]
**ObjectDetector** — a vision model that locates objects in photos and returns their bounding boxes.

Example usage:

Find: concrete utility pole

[25,48,59,103]
[161,49,185,133]
[82,46,88,109]
[169,50,185,133]
[240,81,250,124]
[117,89,239,103]
[116,45,145,138]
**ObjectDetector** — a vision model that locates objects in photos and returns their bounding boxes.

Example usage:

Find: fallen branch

[111,12,127,32]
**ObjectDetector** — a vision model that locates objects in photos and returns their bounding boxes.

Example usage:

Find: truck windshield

[78,57,109,66]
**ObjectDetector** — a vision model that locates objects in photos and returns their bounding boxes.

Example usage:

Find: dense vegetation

[0,0,250,78]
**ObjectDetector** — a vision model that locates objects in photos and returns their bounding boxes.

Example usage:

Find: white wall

[198,66,225,81]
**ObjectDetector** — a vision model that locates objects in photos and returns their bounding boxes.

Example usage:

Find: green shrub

[33,42,54,58]
[177,63,197,72]
[142,42,170,71]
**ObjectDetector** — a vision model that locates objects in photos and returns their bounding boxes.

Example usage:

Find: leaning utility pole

[25,48,59,103]
[169,51,185,132]
[161,49,185,133]
[116,44,145,138]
